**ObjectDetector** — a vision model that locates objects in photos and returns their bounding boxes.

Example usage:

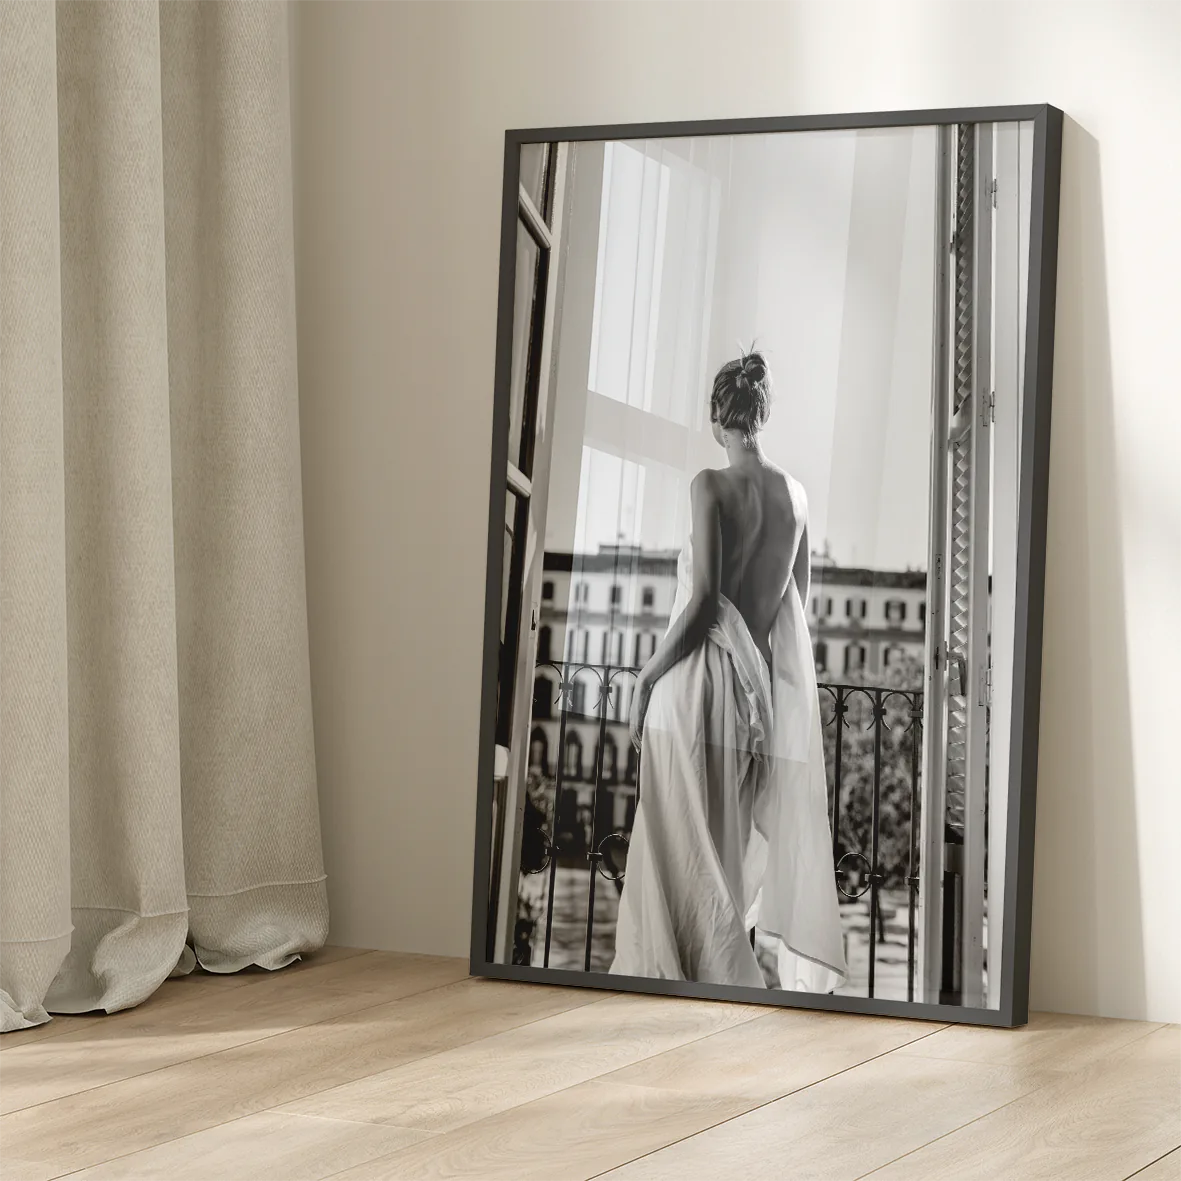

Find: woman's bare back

[711,463,805,666]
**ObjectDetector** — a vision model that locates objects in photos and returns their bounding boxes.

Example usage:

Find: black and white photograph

[477,110,1057,1025]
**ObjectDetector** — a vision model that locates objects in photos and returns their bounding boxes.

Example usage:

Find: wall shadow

[1027,118,1146,1019]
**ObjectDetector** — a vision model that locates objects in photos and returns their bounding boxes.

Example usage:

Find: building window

[632,631,654,666]
[641,586,655,609]
[564,733,583,779]
[532,676,553,719]
[568,628,589,662]
[609,584,622,606]
[600,734,618,783]
[570,679,587,715]
[885,599,907,624]
[844,643,866,673]
[625,742,639,785]
[883,644,906,669]
[919,601,927,627]
[823,596,833,618]
[811,597,819,618]
[575,581,589,604]
[602,630,623,664]
[846,597,867,620]
[542,580,554,602]
[529,726,549,774]
[815,640,828,674]
[537,626,552,664]
[612,788,631,832]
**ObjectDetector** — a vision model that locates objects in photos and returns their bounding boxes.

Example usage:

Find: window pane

[587,141,719,428]
[519,143,550,217]
[508,221,541,472]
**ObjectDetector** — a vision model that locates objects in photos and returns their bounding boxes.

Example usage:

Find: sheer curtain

[0,1,327,1031]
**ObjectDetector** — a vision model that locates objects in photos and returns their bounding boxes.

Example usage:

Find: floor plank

[1131,1148,1181,1181]
[599,1048,1057,1180]
[863,1025,1181,1181]
[278,991,764,1134]
[605,1007,945,1101]
[0,978,594,1179]
[888,1007,1165,1072]
[64,1111,431,1181]
[0,945,369,1053]
[1,952,468,1113]
[324,1078,755,1181]
[0,1014,104,1053]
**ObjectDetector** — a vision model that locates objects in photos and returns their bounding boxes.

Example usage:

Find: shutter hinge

[979,664,992,707]
[991,179,998,208]
[981,390,995,426]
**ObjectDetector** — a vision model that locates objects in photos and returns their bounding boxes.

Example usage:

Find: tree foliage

[821,653,925,892]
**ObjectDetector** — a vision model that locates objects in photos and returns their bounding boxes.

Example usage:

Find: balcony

[514,658,926,1001]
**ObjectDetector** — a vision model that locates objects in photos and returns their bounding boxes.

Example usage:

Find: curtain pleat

[0,1,73,1031]
[0,0,328,1031]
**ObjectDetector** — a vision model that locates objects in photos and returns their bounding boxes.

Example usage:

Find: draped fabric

[0,1,327,1031]
[610,499,847,993]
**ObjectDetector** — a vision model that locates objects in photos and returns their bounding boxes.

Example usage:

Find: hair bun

[741,352,768,383]
[709,349,772,441]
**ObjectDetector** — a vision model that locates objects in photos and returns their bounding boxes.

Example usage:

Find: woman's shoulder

[754,460,802,501]
[774,466,807,506]
[690,467,725,500]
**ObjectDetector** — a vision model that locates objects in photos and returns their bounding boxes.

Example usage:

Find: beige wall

[292,0,1181,1022]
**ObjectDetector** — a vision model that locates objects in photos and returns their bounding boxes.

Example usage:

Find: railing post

[831,688,845,864]
[543,662,572,968]
[867,688,884,998]
[907,690,923,1002]
[583,666,612,971]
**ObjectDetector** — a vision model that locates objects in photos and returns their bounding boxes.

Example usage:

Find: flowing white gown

[609,507,848,993]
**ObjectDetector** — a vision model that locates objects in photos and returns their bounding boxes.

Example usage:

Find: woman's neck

[723,432,765,469]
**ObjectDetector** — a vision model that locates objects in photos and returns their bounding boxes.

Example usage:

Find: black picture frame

[470,104,1063,1029]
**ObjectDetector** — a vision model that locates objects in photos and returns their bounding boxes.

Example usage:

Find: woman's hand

[628,674,652,752]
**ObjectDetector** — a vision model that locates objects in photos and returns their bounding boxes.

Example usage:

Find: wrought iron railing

[520,659,639,971]
[515,660,923,1000]
[818,683,924,1001]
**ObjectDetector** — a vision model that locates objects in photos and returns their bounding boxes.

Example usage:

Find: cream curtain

[0,1,327,1031]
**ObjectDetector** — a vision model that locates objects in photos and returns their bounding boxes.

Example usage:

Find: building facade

[808,561,927,679]
[526,546,928,853]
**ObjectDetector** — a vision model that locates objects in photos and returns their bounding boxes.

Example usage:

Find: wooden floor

[1,948,1177,1181]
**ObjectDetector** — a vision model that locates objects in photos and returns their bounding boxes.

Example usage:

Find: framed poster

[470,106,1062,1027]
